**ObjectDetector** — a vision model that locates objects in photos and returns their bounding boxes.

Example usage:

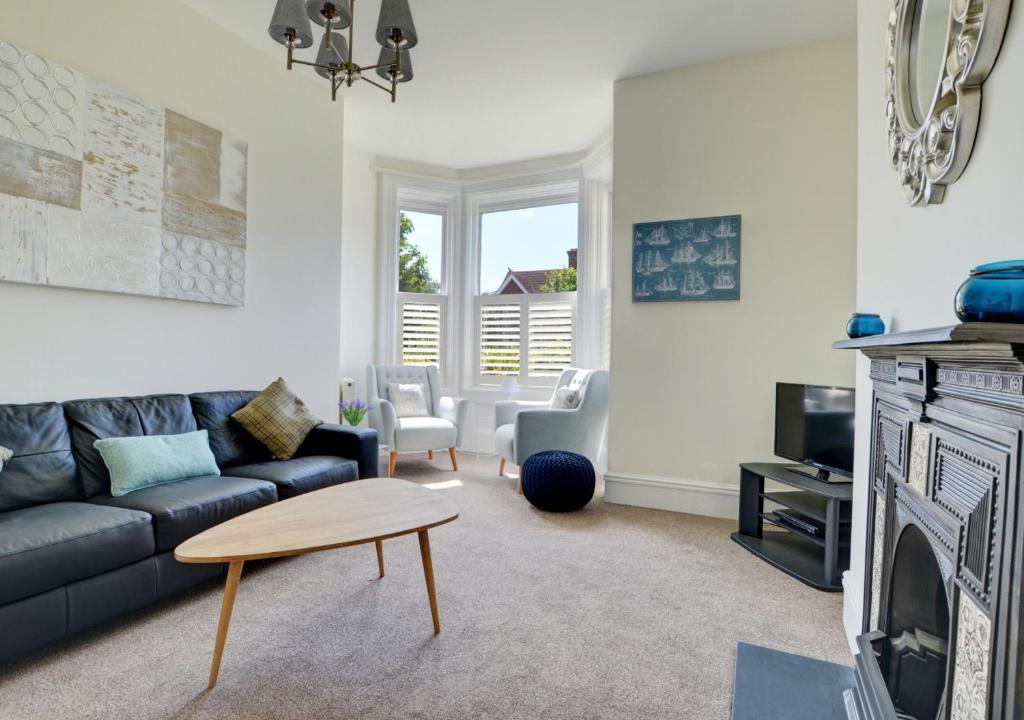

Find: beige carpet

[0,454,850,719]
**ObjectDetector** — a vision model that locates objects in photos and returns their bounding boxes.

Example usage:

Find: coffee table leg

[417,530,441,634]
[375,539,385,578]
[208,560,244,689]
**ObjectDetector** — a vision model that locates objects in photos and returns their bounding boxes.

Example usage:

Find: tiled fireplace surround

[836,325,1024,720]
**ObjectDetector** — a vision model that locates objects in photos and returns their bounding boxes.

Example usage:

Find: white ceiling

[181,0,855,169]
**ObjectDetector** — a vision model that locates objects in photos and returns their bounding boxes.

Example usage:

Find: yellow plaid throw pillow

[232,378,321,460]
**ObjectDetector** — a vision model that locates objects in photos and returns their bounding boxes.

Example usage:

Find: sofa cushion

[0,502,154,605]
[394,416,457,452]
[227,456,358,500]
[190,391,273,468]
[95,430,221,497]
[0,402,78,512]
[64,395,198,498]
[90,475,277,552]
[231,378,321,460]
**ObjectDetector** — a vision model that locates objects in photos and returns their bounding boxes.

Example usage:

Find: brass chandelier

[268,0,417,104]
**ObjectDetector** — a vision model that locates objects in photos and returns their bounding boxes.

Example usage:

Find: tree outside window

[399,211,442,294]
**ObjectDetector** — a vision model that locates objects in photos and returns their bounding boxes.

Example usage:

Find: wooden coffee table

[175,478,459,689]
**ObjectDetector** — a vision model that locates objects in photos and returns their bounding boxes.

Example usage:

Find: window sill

[463,386,553,402]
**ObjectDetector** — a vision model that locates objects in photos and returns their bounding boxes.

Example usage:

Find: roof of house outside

[494,269,560,294]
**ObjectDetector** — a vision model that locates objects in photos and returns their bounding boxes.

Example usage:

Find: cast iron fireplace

[835,325,1024,720]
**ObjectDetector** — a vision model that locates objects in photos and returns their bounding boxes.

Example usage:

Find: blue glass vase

[955,260,1024,323]
[846,313,885,339]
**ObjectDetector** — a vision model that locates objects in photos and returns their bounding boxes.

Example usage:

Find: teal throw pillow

[95,430,220,497]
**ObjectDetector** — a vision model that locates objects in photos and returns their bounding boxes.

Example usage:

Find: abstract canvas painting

[0,39,247,306]
[632,215,741,302]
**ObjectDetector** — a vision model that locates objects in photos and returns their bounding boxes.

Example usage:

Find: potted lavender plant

[339,399,371,427]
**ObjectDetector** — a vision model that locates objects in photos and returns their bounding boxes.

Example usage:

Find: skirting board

[603,472,738,519]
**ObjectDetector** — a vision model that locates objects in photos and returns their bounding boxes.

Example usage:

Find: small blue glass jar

[955,260,1024,323]
[846,313,886,339]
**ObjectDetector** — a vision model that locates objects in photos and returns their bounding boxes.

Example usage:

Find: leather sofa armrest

[297,424,379,478]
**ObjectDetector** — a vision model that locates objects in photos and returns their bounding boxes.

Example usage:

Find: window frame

[462,178,581,391]
[377,177,460,385]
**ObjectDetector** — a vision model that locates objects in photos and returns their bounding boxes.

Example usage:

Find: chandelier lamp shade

[267,0,417,103]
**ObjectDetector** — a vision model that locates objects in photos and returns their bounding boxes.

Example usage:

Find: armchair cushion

[388,382,429,418]
[550,387,581,409]
[393,417,457,452]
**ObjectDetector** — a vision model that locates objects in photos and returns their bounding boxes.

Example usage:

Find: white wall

[0,1,344,420]
[340,143,379,402]
[607,38,858,517]
[847,0,1024,642]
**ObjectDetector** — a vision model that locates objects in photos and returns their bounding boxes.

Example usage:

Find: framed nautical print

[632,215,741,302]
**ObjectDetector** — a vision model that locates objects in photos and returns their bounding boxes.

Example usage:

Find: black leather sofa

[0,391,377,665]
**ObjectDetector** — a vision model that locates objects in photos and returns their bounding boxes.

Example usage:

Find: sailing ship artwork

[632,215,741,302]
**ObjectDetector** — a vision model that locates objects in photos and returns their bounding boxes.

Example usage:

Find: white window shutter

[479,302,521,378]
[528,300,574,378]
[400,299,442,369]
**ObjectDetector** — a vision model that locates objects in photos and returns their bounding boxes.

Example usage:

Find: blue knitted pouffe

[521,451,595,512]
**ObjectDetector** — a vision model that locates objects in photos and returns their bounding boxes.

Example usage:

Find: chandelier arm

[358,61,397,72]
[360,74,397,102]
[289,57,342,73]
[360,75,393,93]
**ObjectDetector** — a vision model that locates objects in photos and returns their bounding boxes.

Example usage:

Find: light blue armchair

[367,365,468,477]
[494,369,609,493]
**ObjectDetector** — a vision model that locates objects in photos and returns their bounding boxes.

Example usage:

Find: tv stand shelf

[730,463,852,592]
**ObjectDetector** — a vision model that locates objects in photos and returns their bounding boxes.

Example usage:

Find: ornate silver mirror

[886,0,1012,205]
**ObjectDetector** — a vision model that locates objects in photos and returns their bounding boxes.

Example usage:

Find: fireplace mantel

[836,323,1024,720]
[834,322,1024,351]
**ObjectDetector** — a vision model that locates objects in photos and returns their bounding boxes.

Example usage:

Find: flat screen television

[774,383,856,481]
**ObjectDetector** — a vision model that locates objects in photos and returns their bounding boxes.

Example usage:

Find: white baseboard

[603,472,739,519]
[842,571,861,656]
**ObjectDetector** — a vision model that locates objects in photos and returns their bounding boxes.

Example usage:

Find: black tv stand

[787,465,839,483]
[730,463,852,591]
